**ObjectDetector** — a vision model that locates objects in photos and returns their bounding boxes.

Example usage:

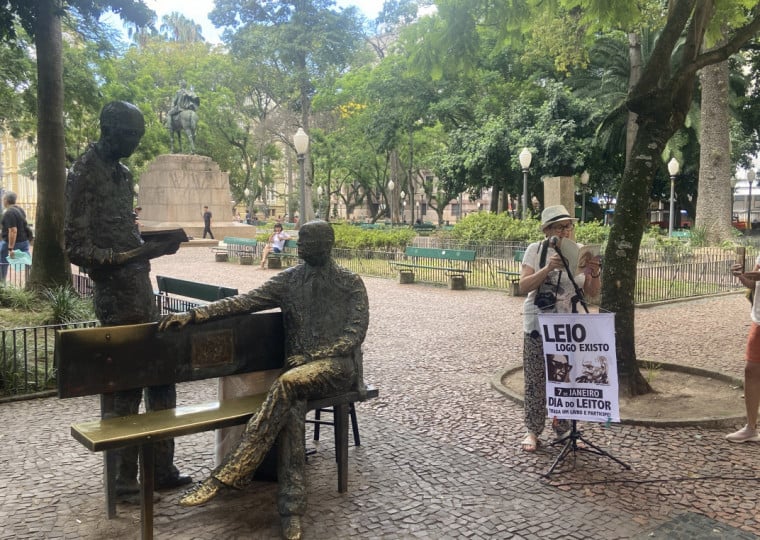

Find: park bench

[264,239,300,269]
[497,249,526,296]
[55,313,378,540]
[392,246,476,290]
[413,223,436,236]
[213,236,258,264]
[156,275,238,313]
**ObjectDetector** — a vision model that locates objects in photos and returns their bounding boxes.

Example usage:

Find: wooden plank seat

[413,223,436,236]
[213,237,258,263]
[55,314,377,540]
[392,246,476,289]
[156,275,238,313]
[265,239,300,269]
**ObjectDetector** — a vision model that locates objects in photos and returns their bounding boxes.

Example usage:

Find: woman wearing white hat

[518,205,601,452]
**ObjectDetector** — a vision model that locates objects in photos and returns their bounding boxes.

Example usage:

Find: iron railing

[1,263,31,289]
[335,244,748,303]
[1,244,746,399]
[0,320,99,399]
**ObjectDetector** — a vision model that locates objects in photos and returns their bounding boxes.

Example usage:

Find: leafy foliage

[42,286,95,325]
[332,224,415,250]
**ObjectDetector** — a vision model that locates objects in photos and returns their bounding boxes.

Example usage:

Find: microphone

[549,236,561,252]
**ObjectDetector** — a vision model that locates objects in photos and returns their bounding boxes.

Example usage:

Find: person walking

[727,258,760,442]
[202,205,214,239]
[517,205,601,452]
[0,191,32,281]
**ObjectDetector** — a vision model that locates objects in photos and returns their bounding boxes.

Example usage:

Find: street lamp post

[730,176,737,225]
[519,147,532,220]
[293,128,309,228]
[400,190,406,223]
[667,157,680,236]
[580,170,589,223]
[748,169,756,230]
[317,185,324,218]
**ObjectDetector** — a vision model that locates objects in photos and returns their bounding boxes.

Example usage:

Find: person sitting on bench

[260,222,291,268]
[159,220,369,540]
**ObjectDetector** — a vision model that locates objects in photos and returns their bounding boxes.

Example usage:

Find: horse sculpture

[168,109,199,154]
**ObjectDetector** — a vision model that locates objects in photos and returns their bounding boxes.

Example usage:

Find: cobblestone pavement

[1,244,758,539]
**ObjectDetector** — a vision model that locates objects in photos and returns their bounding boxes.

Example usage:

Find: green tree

[210,0,365,223]
[428,0,760,396]
[0,0,153,291]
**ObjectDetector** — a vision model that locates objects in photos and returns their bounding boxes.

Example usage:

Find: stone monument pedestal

[137,154,256,239]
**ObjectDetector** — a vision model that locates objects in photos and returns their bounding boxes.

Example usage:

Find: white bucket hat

[540,205,577,230]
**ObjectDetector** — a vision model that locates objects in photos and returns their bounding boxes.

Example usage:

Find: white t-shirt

[271,231,289,250]
[522,239,587,334]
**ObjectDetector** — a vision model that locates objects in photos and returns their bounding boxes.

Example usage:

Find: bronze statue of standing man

[160,220,370,540]
[65,101,192,500]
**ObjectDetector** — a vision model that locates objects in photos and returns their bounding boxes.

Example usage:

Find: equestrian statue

[167,80,200,154]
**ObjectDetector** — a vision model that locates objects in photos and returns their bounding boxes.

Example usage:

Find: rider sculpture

[167,80,200,154]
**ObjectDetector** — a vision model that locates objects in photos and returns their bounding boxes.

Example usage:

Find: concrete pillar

[543,176,576,215]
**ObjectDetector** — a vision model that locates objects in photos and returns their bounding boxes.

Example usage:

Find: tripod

[543,419,631,477]
[542,241,631,477]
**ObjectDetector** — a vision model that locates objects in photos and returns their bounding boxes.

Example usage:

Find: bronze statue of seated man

[159,220,369,540]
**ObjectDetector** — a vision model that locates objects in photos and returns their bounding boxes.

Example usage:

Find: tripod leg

[543,438,574,477]
[576,434,631,470]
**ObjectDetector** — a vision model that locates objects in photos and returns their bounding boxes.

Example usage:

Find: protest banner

[538,312,619,423]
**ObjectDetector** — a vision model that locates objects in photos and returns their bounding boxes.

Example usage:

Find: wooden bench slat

[156,275,238,303]
[72,393,268,451]
[394,262,472,273]
[71,385,379,452]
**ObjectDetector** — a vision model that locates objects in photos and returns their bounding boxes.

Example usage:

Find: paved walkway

[1,245,759,539]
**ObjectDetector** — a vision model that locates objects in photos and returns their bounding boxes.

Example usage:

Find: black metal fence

[335,244,748,303]
[0,244,747,399]
[1,262,31,289]
[0,320,99,399]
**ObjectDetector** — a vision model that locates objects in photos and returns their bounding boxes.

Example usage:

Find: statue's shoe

[156,473,193,491]
[281,515,302,540]
[178,477,224,506]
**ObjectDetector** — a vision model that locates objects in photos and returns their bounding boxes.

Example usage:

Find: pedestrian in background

[0,191,32,281]
[203,205,214,239]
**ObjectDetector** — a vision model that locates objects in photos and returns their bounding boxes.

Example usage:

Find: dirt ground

[501,365,745,424]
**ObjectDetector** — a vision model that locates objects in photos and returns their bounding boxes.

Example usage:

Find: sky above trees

[102,0,385,43]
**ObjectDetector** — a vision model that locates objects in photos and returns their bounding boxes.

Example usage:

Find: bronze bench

[56,312,377,540]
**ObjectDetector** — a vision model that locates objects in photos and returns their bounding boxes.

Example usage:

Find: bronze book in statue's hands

[141,228,189,244]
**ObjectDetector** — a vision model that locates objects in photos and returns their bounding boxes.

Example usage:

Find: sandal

[521,432,539,452]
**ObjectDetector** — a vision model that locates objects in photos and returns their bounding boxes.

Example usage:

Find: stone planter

[449,275,466,290]
[398,270,415,284]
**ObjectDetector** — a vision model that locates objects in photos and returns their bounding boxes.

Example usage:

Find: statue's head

[99,101,145,159]
[297,220,334,267]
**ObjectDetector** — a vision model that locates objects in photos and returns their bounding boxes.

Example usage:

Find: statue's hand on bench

[159,311,194,331]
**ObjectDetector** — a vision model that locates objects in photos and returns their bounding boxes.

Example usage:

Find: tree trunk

[29,0,71,291]
[625,33,642,167]
[601,121,670,396]
[695,59,733,243]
